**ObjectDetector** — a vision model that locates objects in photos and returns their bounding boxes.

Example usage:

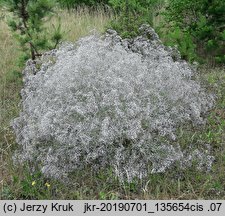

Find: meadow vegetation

[0,0,224,199]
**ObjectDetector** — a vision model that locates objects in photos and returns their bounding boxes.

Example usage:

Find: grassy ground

[49,7,113,41]
[0,7,224,200]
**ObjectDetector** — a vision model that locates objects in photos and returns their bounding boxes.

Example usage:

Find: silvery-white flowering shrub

[12,25,215,182]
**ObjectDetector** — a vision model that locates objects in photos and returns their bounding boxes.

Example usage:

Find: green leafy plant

[1,167,53,199]
[108,0,163,38]
[160,26,197,62]
[57,0,109,9]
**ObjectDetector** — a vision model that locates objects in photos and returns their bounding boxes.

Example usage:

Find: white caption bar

[0,200,224,216]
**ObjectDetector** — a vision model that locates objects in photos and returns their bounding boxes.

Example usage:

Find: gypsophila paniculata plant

[12,25,215,182]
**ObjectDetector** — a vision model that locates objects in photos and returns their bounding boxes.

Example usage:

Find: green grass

[0,7,225,200]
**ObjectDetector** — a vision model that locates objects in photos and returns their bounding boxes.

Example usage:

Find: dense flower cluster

[12,25,214,181]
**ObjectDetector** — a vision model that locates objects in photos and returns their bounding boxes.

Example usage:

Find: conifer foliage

[166,0,225,64]
[3,0,62,60]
